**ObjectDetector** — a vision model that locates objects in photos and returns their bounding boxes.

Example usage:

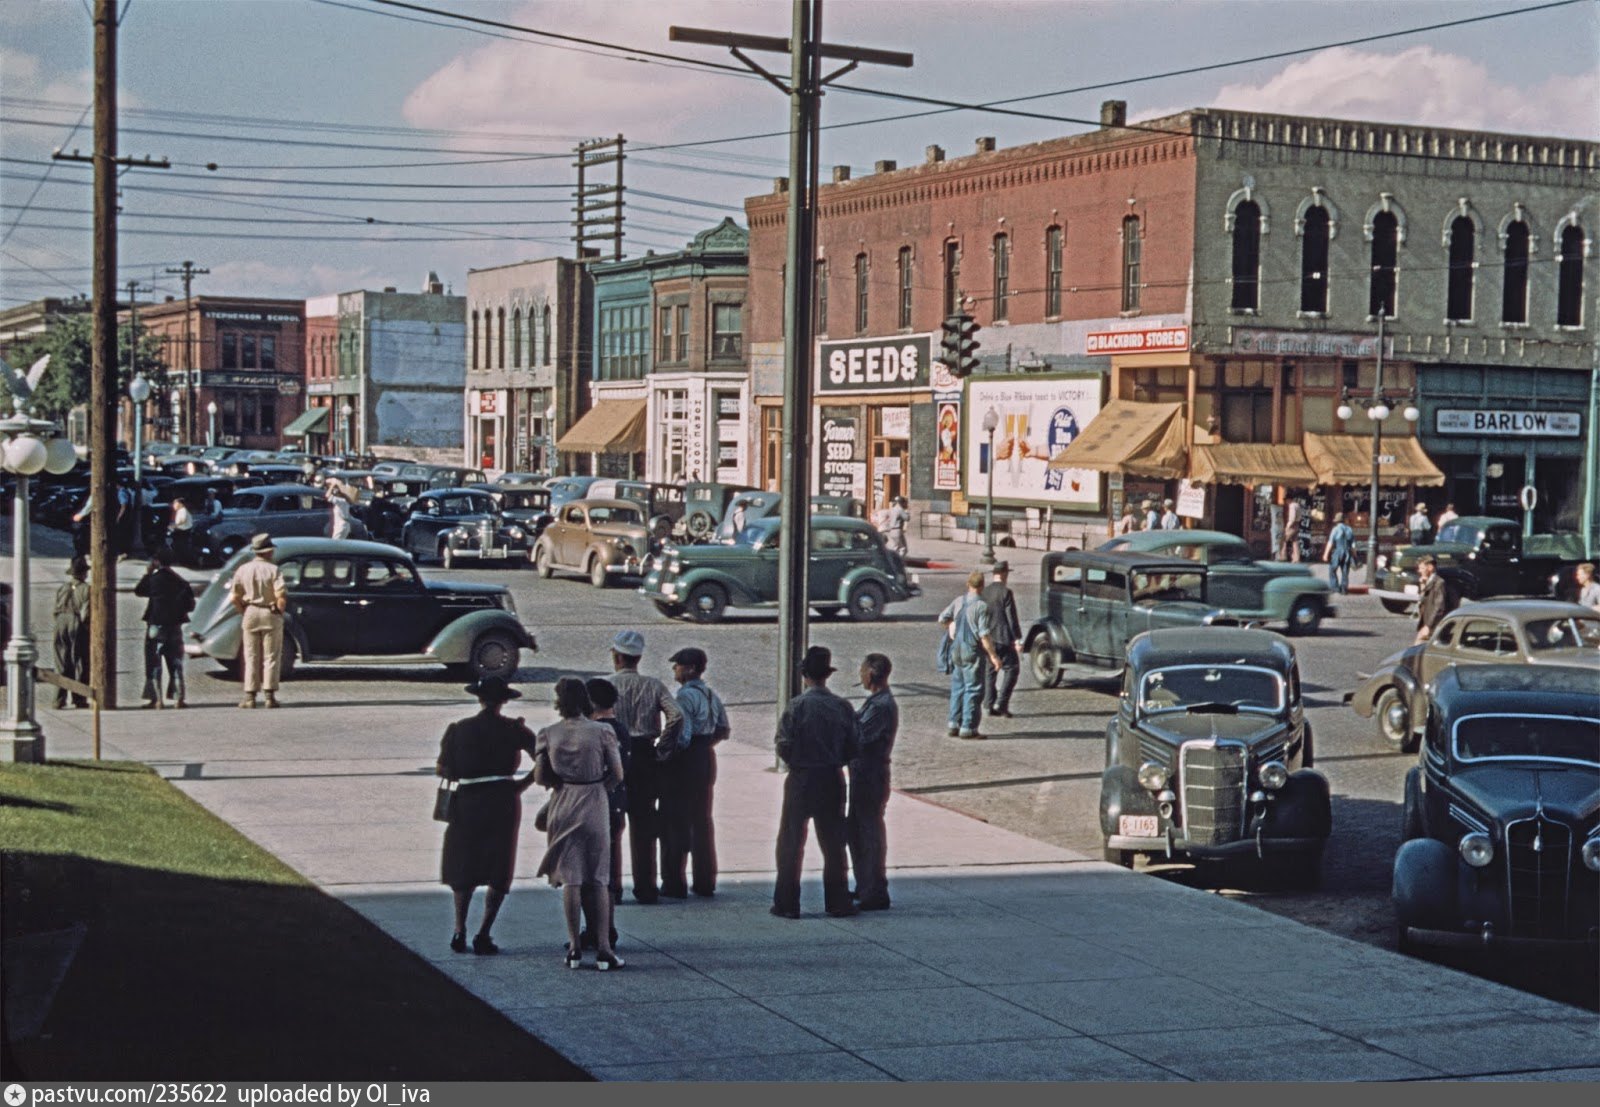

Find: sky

[1,0,1596,308]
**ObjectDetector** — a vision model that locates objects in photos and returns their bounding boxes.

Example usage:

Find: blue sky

[2,0,1595,307]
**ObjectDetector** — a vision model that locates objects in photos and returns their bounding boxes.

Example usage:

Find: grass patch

[2,761,590,1080]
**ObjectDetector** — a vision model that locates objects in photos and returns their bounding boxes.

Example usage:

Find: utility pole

[671,3,911,722]
[165,261,207,443]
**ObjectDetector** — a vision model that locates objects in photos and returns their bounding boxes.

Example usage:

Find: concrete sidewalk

[41,694,1600,1082]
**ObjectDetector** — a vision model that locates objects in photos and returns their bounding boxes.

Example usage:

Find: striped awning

[1302,432,1445,487]
[1191,443,1318,487]
[1046,400,1187,478]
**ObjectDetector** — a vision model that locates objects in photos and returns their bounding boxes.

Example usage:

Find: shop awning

[282,407,329,437]
[1191,443,1318,487]
[1302,432,1446,487]
[556,397,647,454]
[1046,400,1187,478]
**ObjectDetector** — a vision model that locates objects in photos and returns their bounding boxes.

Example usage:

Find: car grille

[1137,735,1170,771]
[1179,740,1247,846]
[1505,817,1572,939]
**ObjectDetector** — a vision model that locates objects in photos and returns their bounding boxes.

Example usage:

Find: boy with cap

[607,629,683,904]
[772,646,861,918]
[663,645,728,898]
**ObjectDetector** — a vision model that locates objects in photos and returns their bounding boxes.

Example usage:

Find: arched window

[511,307,522,367]
[1044,225,1063,317]
[1300,206,1330,314]
[470,310,479,370]
[854,253,868,333]
[1446,217,1475,322]
[1231,200,1261,311]
[1121,216,1141,313]
[496,307,506,368]
[1369,211,1398,318]
[1557,224,1585,327]
[1502,221,1530,324]
[897,247,913,329]
[992,234,1009,321]
[542,305,552,364]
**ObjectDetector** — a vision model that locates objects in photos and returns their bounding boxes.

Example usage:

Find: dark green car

[638,515,920,623]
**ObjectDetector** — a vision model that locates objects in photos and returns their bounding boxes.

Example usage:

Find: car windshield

[1524,617,1600,651]
[1436,522,1484,546]
[1454,714,1600,767]
[1140,665,1284,714]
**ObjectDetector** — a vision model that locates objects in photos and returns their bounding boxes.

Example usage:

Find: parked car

[219,461,308,486]
[142,475,258,555]
[1347,599,1600,752]
[586,479,685,540]
[638,514,920,623]
[544,475,599,509]
[679,481,758,542]
[396,463,487,488]
[185,538,535,681]
[359,475,428,545]
[496,471,547,486]
[399,487,531,568]
[370,459,417,477]
[1392,664,1598,953]
[712,490,867,541]
[485,482,554,543]
[1022,549,1236,687]
[1100,529,1336,635]
[1100,627,1329,883]
[533,498,656,587]
[1371,516,1585,613]
[192,483,369,566]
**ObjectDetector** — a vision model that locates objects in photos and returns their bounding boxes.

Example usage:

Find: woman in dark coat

[437,676,538,955]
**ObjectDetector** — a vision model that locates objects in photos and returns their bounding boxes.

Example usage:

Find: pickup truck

[1371,515,1586,613]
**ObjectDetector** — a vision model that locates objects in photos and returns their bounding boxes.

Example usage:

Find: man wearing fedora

[981,561,1023,720]
[607,629,684,905]
[228,532,287,709]
[772,646,860,919]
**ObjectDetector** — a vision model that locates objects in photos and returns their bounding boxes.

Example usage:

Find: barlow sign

[1085,326,1189,355]
[1434,408,1581,438]
[817,335,933,394]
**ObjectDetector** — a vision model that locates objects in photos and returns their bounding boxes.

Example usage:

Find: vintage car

[1371,516,1584,613]
[485,482,554,543]
[1100,529,1336,635]
[356,475,428,545]
[679,481,758,542]
[395,463,487,488]
[532,497,656,587]
[1100,627,1329,884]
[399,487,531,568]
[191,483,370,566]
[586,479,685,541]
[1347,599,1600,752]
[185,538,535,681]
[1393,664,1598,952]
[1023,549,1237,687]
[545,475,599,509]
[712,491,867,541]
[639,514,919,623]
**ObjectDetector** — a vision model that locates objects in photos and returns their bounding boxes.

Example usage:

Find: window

[1502,220,1530,324]
[897,246,913,328]
[1446,217,1475,322]
[469,311,478,368]
[1557,224,1585,327]
[481,310,492,370]
[814,260,828,333]
[241,334,257,368]
[541,305,552,364]
[259,335,276,371]
[711,302,743,360]
[1300,206,1330,313]
[360,559,416,590]
[992,234,1010,321]
[1045,225,1063,317]
[1231,200,1261,311]
[511,307,522,366]
[1121,216,1141,313]
[1457,619,1515,656]
[221,333,238,368]
[658,306,675,363]
[1369,211,1398,318]
[496,307,506,368]
[942,240,961,317]
[854,253,869,333]
[598,302,650,380]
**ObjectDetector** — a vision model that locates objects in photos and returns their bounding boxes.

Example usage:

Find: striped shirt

[611,668,683,744]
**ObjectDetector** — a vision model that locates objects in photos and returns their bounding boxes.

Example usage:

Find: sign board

[820,416,860,499]
[876,455,902,476]
[1434,408,1581,438]
[961,374,1103,509]
[880,406,910,439]
[1231,328,1392,358]
[1176,479,1206,519]
[934,401,961,491]
[817,335,933,394]
[203,371,289,389]
[1085,326,1189,356]
[477,391,498,415]
[276,379,301,395]
[202,309,300,324]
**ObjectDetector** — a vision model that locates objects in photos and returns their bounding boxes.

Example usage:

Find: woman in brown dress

[536,677,625,970]
[437,676,538,955]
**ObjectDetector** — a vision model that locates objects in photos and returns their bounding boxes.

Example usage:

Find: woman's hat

[465,676,521,702]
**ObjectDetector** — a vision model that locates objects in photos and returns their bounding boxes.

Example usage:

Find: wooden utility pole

[165,261,208,442]
[89,0,118,710]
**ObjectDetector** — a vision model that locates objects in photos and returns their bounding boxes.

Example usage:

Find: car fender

[837,564,892,603]
[425,611,534,662]
[1260,769,1332,840]
[1099,764,1158,838]
[1348,661,1418,719]
[1022,618,1075,658]
[1260,576,1331,617]
[1392,837,1460,931]
[674,566,760,606]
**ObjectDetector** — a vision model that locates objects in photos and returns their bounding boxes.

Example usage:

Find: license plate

[1118,814,1158,837]
[1403,584,1418,595]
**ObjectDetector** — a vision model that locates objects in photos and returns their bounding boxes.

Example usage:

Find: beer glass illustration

[1010,408,1031,485]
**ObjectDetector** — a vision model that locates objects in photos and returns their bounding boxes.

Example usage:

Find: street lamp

[0,353,80,763]
[981,405,999,566]
[1335,313,1419,585]
[340,401,354,457]
[128,373,150,553]
[206,400,218,448]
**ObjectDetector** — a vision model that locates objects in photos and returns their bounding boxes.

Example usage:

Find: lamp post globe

[1369,402,1391,422]
[1336,401,1354,421]
[3,435,48,475]
[44,437,78,476]
[340,402,354,457]
[1403,403,1421,423]
[206,400,218,448]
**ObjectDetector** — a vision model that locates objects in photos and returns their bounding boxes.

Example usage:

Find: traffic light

[939,311,982,377]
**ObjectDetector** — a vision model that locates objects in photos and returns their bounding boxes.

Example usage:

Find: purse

[534,797,552,832]
[432,780,455,823]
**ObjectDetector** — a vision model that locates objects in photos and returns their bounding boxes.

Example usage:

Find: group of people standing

[938,562,1023,740]
[1115,498,1179,534]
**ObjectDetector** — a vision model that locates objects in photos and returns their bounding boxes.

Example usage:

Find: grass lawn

[1,760,590,1080]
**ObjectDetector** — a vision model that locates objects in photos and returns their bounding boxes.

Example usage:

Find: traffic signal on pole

[940,311,982,378]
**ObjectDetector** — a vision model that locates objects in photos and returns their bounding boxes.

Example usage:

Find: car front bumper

[1106,833,1326,860]
[1400,925,1600,952]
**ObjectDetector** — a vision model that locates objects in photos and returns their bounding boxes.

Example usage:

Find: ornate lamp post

[206,400,218,447]
[1,354,81,762]
[340,401,354,457]
[981,405,999,566]
[128,373,150,553]
[1336,315,1419,585]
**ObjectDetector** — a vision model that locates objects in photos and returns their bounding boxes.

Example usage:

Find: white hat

[611,629,645,657]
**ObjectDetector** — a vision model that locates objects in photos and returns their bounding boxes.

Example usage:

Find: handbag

[432,779,455,823]
[534,797,552,833]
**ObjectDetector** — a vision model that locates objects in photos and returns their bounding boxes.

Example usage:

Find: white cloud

[207,259,389,302]
[1206,46,1599,140]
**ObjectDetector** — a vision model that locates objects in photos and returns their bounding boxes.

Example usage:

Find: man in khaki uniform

[230,532,288,708]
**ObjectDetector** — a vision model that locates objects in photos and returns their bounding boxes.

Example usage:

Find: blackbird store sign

[817,335,933,394]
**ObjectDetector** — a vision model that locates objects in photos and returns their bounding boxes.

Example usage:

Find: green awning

[283,407,330,437]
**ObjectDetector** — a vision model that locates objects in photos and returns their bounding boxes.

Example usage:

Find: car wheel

[1380,598,1414,615]
[1375,687,1412,752]
[533,543,553,579]
[588,555,608,588]
[846,581,886,622]
[684,510,716,541]
[1102,845,1134,869]
[1285,597,1322,636]
[468,630,519,681]
[685,582,727,624]
[1030,638,1064,688]
[277,634,298,682]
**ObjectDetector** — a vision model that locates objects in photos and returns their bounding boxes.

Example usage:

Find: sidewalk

[40,698,1600,1082]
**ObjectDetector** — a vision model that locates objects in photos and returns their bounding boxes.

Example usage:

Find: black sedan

[399,487,531,568]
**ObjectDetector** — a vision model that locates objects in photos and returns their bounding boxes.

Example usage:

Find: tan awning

[1302,432,1445,487]
[556,397,646,454]
[1047,400,1187,478]
[1191,443,1318,487]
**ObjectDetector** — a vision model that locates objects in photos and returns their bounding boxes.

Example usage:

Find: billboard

[962,374,1103,509]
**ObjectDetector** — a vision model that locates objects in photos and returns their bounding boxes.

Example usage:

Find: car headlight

[1136,761,1168,791]
[1459,832,1494,868]
[1582,836,1600,873]
[1258,761,1289,791]
[507,527,525,541]
[1376,554,1388,570]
